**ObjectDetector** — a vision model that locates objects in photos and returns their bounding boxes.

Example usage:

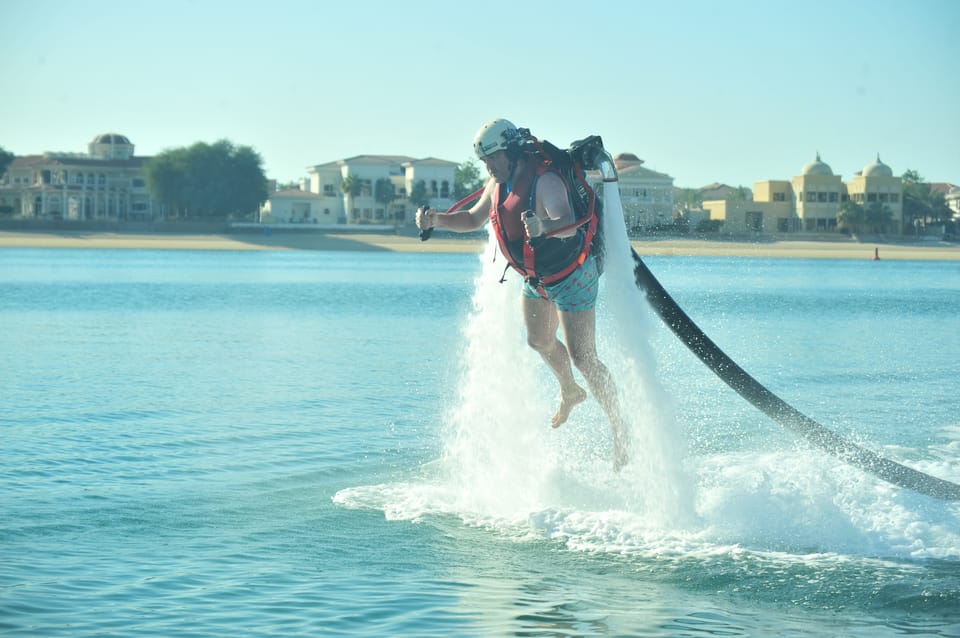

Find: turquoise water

[1,242,958,637]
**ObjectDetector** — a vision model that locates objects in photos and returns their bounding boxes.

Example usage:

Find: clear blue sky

[2,0,958,188]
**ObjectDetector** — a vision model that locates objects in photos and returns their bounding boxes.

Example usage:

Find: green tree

[865,201,894,234]
[374,177,397,225]
[409,179,429,210]
[454,159,483,199]
[901,169,930,234]
[927,191,953,225]
[0,146,14,177]
[144,147,191,217]
[144,140,268,219]
[727,185,751,202]
[674,187,702,213]
[836,199,865,234]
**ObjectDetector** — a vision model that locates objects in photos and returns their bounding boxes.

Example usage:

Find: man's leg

[559,308,629,470]
[522,295,587,427]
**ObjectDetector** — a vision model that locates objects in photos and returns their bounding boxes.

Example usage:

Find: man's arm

[529,172,577,238]
[417,179,493,233]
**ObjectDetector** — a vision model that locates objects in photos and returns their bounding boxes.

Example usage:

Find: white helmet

[473,118,521,159]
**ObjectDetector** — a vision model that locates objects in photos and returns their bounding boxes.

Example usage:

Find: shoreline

[1,229,958,261]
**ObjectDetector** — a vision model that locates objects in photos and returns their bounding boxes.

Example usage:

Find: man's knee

[567,345,598,372]
[527,333,553,354]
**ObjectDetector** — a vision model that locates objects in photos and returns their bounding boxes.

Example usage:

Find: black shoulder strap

[528,174,539,212]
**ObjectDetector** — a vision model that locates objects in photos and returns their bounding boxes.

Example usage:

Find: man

[416,118,628,470]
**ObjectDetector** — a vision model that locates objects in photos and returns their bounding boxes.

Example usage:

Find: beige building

[703,154,903,235]
[0,133,157,220]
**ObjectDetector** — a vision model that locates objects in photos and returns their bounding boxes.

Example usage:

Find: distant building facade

[263,151,675,232]
[584,153,674,232]
[1,133,679,233]
[0,134,157,220]
[260,155,459,227]
[702,154,904,235]
[932,183,960,220]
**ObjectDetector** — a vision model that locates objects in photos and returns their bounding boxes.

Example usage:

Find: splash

[333,183,960,561]
[436,184,695,528]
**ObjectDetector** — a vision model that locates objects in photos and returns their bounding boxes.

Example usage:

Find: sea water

[1,241,958,637]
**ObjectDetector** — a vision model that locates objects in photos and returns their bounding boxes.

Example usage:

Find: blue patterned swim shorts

[521,253,599,312]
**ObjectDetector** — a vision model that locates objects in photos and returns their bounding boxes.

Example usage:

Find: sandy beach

[1,229,958,261]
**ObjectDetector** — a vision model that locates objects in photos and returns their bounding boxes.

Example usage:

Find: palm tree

[374,177,397,228]
[674,187,702,214]
[836,200,865,235]
[409,180,429,211]
[340,173,362,223]
[865,202,894,234]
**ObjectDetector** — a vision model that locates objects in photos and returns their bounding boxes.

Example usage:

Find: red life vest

[489,157,589,295]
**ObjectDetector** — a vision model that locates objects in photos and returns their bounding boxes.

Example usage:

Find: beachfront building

[0,133,157,220]
[267,152,675,232]
[702,154,904,235]
[261,155,459,227]
[947,186,960,221]
[595,153,674,232]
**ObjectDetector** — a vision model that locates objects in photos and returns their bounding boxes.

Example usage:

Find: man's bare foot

[551,386,588,428]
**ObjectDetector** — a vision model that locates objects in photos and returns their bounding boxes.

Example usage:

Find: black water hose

[631,248,960,502]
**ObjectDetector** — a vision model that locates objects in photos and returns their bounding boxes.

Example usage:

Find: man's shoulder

[536,169,567,191]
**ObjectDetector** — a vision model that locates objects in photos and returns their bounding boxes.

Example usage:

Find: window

[867,193,877,202]
[817,192,827,202]
[890,194,899,203]
[879,193,888,202]
[440,181,450,198]
[806,192,815,202]
[75,173,84,185]
[99,174,106,185]
[323,184,335,196]
[430,180,438,197]
[773,192,785,201]
[829,192,838,202]
[132,178,145,188]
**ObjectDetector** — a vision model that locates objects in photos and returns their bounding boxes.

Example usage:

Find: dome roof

[88,132,135,160]
[863,154,893,178]
[802,153,833,176]
[91,133,132,145]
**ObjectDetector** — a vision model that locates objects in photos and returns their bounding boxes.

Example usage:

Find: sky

[2,0,958,189]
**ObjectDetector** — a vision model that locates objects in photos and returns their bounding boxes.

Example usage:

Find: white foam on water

[334,181,960,563]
